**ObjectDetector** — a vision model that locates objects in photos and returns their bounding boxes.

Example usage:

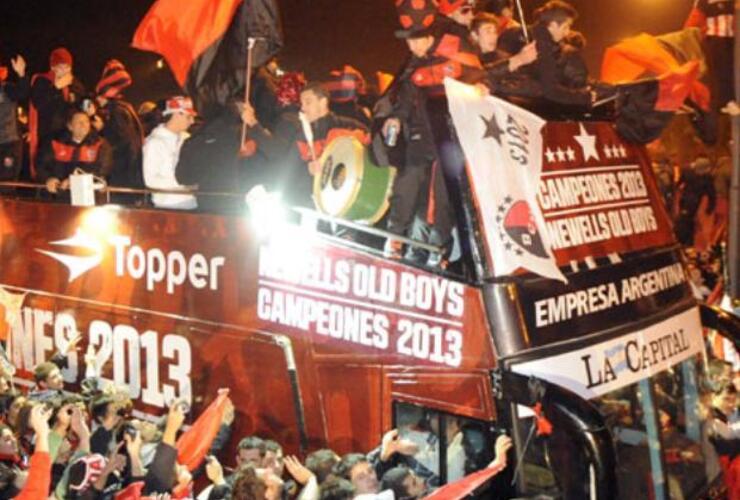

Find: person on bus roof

[94,59,144,194]
[36,109,113,197]
[29,47,86,179]
[470,12,538,86]
[239,81,369,208]
[142,96,198,210]
[0,52,28,187]
[437,0,475,29]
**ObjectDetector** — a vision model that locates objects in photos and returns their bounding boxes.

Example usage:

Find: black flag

[186,0,283,118]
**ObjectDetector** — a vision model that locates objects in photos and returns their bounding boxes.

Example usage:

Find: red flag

[132,0,243,87]
[176,391,230,471]
[421,462,506,500]
[684,5,708,32]
[656,60,701,111]
[601,31,709,110]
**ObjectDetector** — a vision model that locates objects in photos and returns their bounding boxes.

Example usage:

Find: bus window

[591,381,665,500]
[393,402,497,486]
[652,356,713,499]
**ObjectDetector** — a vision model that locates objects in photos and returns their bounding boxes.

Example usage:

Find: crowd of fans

[0,333,514,499]
[648,136,733,304]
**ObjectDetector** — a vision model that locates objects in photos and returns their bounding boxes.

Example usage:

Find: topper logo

[35,230,103,282]
[109,236,225,294]
[37,231,226,294]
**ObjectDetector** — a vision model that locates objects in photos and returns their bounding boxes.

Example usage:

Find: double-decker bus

[0,114,737,499]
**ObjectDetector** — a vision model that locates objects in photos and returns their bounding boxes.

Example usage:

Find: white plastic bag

[69,168,106,207]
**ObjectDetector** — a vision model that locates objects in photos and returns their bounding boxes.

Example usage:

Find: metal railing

[0,180,443,260]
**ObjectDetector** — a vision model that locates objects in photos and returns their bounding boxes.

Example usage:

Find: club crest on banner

[497,197,548,259]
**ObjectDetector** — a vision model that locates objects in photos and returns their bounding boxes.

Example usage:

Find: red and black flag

[132,0,283,117]
[601,30,709,144]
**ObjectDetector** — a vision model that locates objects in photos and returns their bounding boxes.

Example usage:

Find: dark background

[0,0,694,106]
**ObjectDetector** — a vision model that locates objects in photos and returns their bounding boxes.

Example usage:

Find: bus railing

[0,181,443,261]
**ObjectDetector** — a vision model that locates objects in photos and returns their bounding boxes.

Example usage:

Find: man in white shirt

[143,96,197,210]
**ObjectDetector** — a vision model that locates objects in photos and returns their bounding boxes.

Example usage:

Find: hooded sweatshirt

[143,124,197,210]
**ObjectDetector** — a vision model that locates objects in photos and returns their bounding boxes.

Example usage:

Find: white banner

[445,78,566,283]
[512,307,705,399]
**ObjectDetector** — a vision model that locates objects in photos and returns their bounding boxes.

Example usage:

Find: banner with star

[445,78,567,283]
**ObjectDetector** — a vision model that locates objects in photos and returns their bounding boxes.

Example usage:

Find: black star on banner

[481,114,503,145]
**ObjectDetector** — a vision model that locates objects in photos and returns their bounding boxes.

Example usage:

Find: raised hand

[284,455,315,485]
[10,56,26,78]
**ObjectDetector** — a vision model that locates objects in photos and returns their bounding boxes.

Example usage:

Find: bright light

[80,205,121,241]
[245,185,314,259]
[156,58,165,70]
[245,185,288,239]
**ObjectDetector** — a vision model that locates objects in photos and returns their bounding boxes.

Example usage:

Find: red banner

[539,122,675,266]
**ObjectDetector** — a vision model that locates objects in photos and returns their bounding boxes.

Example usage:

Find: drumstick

[299,112,317,162]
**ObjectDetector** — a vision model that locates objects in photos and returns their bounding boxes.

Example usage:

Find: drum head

[313,136,364,216]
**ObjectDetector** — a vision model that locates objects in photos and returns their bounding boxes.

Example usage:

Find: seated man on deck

[36,109,112,198]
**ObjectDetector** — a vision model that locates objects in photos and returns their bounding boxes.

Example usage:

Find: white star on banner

[545,148,556,163]
[618,145,627,158]
[574,123,600,162]
[612,145,621,158]
[603,145,613,159]
[556,147,566,162]
[566,147,575,161]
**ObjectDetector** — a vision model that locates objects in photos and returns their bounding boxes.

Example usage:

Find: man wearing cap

[326,65,372,126]
[0,53,28,189]
[95,59,144,196]
[30,47,86,179]
[380,0,486,265]
[143,96,198,210]
[437,0,476,29]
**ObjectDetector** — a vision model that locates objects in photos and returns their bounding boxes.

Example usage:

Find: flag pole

[514,0,530,44]
[240,37,258,148]
[728,2,740,301]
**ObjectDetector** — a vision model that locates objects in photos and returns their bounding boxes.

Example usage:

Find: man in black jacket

[382,0,487,269]
[0,53,29,187]
[95,60,144,197]
[36,111,113,197]
[240,81,369,209]
[470,13,538,91]
[30,47,86,178]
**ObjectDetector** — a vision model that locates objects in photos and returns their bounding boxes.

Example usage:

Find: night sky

[0,0,694,106]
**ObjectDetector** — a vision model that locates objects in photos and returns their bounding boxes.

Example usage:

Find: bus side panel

[314,363,383,454]
[5,294,313,463]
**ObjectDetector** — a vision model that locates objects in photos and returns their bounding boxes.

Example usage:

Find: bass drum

[313,135,396,224]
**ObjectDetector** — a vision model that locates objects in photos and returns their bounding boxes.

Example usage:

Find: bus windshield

[593,353,717,500]
[517,352,723,499]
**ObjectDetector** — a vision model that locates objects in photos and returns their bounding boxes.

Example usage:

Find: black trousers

[387,156,455,245]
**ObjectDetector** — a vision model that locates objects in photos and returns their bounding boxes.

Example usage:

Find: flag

[132,0,243,87]
[421,462,506,500]
[445,78,567,283]
[176,391,230,471]
[601,29,709,110]
[132,0,283,116]
[615,61,703,144]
